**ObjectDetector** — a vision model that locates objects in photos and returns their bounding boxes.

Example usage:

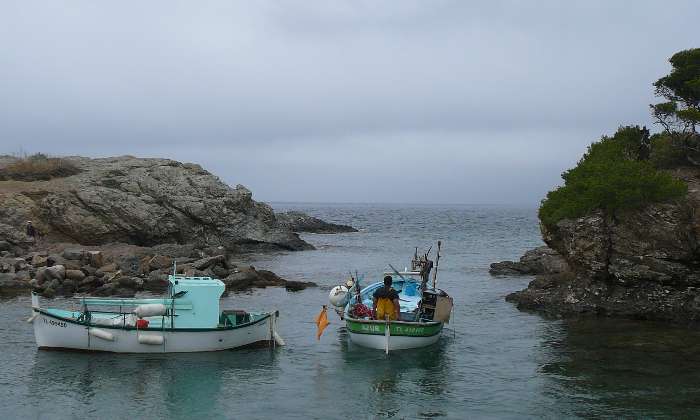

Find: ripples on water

[2,204,700,418]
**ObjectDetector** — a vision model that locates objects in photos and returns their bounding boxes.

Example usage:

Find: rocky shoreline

[0,243,316,298]
[276,211,358,233]
[0,155,358,298]
[496,168,700,325]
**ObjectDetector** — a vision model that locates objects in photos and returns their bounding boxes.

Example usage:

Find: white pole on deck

[385,315,390,355]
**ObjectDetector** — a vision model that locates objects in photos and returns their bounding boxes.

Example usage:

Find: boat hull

[33,309,278,353]
[345,318,442,351]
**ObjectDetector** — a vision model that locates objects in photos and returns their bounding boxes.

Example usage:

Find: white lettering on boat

[43,318,67,328]
[356,323,427,335]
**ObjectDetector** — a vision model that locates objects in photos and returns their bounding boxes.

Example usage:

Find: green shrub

[649,133,687,168]
[0,153,81,181]
[539,126,687,227]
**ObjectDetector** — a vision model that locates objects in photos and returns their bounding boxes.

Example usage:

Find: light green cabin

[168,275,225,329]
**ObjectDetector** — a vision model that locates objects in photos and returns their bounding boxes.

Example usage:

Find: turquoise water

[3,204,700,419]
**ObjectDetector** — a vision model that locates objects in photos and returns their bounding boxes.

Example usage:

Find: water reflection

[538,318,700,418]
[338,329,453,418]
[28,348,281,418]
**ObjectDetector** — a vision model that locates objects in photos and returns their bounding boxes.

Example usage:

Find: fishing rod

[388,264,408,282]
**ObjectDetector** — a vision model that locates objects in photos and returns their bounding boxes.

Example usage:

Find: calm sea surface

[2,204,700,419]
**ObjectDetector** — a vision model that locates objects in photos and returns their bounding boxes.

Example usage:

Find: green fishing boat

[327,242,452,353]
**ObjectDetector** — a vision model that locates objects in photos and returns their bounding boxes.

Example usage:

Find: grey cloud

[1,1,698,203]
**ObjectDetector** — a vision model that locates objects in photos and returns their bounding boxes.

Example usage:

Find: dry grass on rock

[0,153,81,181]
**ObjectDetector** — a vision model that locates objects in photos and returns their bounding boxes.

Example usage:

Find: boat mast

[432,241,441,289]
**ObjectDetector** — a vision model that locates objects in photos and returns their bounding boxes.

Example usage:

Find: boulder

[148,255,173,271]
[490,246,570,276]
[276,211,358,233]
[193,255,225,270]
[96,263,118,276]
[35,267,48,283]
[81,265,97,276]
[47,254,66,267]
[62,248,85,260]
[31,254,48,267]
[223,270,258,290]
[0,240,11,251]
[44,265,66,282]
[93,283,117,297]
[211,265,229,278]
[60,279,76,293]
[144,271,169,291]
[87,251,104,268]
[63,260,82,271]
[117,276,139,289]
[65,269,86,282]
[79,276,98,287]
[14,270,31,281]
[285,280,317,291]
[44,278,60,291]
[0,272,31,293]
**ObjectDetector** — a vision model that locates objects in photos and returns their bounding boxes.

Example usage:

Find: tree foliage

[651,48,700,134]
[539,126,687,227]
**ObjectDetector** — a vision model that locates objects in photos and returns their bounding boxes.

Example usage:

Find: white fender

[273,331,286,346]
[89,328,115,341]
[138,334,164,345]
[134,304,166,318]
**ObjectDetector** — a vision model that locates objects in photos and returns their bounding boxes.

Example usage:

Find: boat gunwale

[35,308,273,332]
[344,316,441,327]
[347,329,442,338]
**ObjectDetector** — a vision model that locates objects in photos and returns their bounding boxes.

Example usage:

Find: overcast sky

[1,1,698,204]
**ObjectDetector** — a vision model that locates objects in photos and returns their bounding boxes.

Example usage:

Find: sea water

[2,204,700,419]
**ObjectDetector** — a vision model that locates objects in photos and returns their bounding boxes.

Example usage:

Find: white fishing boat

[29,275,284,353]
[326,242,453,353]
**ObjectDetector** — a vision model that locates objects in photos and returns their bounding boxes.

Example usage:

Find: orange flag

[315,305,330,340]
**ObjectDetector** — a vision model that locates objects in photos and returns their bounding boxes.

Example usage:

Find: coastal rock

[193,255,225,270]
[223,266,316,291]
[147,255,172,271]
[0,155,312,251]
[0,272,31,294]
[44,265,66,282]
[489,246,569,276]
[9,241,313,297]
[507,169,700,324]
[65,269,86,282]
[32,254,48,268]
[62,249,85,260]
[276,211,358,234]
[87,251,104,268]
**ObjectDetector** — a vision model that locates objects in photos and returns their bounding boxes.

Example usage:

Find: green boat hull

[346,318,442,337]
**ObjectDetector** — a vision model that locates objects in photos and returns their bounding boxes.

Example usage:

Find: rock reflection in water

[538,318,700,418]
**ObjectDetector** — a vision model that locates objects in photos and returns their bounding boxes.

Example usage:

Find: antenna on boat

[432,241,442,289]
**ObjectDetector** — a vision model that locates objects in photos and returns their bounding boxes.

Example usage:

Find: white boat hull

[33,310,278,353]
[348,330,441,350]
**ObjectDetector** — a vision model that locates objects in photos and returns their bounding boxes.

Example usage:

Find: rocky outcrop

[489,246,570,275]
[275,211,358,233]
[0,243,316,297]
[507,168,700,324]
[0,155,311,252]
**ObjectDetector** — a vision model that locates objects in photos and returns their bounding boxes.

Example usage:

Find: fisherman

[373,275,400,321]
[25,221,37,242]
